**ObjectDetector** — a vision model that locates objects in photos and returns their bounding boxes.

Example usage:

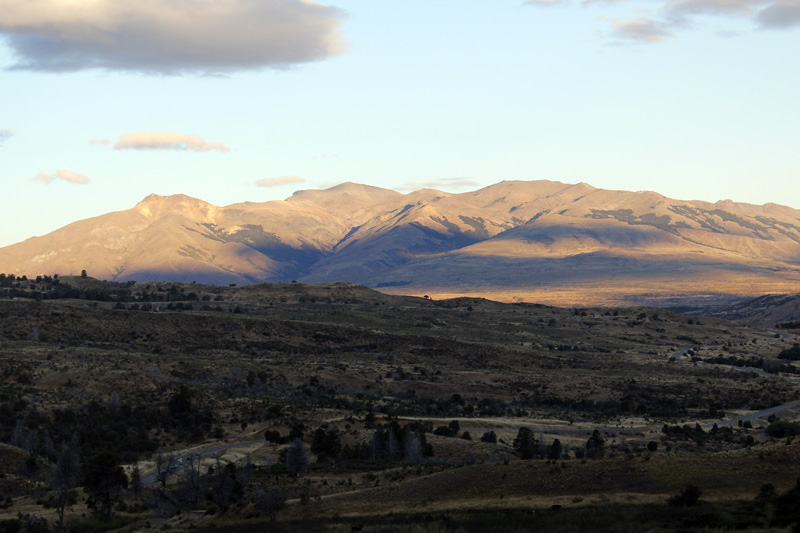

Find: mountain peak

[288,182,402,216]
[325,182,386,192]
[135,193,218,221]
[136,193,207,205]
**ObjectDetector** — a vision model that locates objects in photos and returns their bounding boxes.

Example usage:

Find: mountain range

[2,180,800,307]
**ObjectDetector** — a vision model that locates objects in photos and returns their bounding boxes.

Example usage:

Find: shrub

[765,420,800,439]
[668,484,702,507]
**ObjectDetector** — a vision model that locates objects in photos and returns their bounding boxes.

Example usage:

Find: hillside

[687,292,800,325]
[2,180,800,306]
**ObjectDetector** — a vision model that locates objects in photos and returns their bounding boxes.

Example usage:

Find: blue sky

[1,0,798,248]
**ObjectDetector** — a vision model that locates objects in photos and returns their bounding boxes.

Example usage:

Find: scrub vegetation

[0,275,799,531]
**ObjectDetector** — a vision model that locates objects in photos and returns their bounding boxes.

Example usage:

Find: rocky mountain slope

[2,180,799,306]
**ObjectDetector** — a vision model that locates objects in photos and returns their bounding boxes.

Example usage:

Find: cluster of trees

[668,484,703,507]
[2,442,294,530]
[432,420,463,438]
[661,423,752,446]
[764,420,800,438]
[704,354,799,375]
[0,273,226,306]
[365,422,433,463]
[511,428,609,461]
[266,421,435,465]
[353,385,706,421]
[777,344,800,361]
[18,440,131,530]
[512,427,572,460]
[753,479,800,530]
[1,385,214,464]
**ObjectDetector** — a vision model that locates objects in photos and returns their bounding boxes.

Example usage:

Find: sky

[1,0,798,248]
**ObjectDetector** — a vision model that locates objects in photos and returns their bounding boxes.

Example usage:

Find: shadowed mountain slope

[2,180,799,306]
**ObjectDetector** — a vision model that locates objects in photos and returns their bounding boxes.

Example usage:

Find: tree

[254,485,287,521]
[772,477,800,530]
[286,438,311,477]
[168,384,192,416]
[765,420,800,438]
[403,427,425,463]
[513,427,538,459]
[210,456,238,509]
[647,441,659,453]
[129,466,142,500]
[668,484,702,507]
[311,427,341,461]
[547,438,563,460]
[154,451,176,487]
[52,441,80,531]
[82,451,128,517]
[480,430,497,444]
[777,344,800,361]
[176,456,202,509]
[755,483,776,509]
[387,425,401,461]
[264,430,284,444]
[586,429,605,459]
[81,270,87,278]
[448,420,460,436]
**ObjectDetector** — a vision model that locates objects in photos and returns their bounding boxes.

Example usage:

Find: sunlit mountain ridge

[2,180,799,306]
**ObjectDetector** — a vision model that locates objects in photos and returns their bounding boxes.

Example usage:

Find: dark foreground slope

[1,279,799,531]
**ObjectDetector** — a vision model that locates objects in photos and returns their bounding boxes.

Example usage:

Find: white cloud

[397,177,481,191]
[114,131,230,152]
[0,129,11,145]
[256,176,306,187]
[90,138,111,146]
[0,0,346,74]
[32,169,90,185]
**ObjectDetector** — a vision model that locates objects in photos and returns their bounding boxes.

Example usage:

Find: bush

[0,519,21,533]
[668,484,702,507]
[765,420,800,438]
[777,344,800,361]
[480,430,497,444]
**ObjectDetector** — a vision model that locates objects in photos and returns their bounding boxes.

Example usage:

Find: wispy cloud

[522,0,568,6]
[0,129,11,145]
[90,138,111,146]
[256,176,306,188]
[669,0,770,17]
[397,177,481,192]
[32,169,90,185]
[611,17,674,42]
[522,0,800,42]
[114,132,230,152]
[0,0,346,74]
